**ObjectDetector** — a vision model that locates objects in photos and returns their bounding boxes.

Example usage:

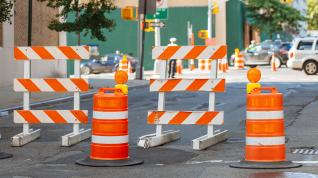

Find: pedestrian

[168,37,177,78]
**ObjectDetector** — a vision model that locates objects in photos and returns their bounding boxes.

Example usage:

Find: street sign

[146,0,168,20]
[148,21,166,28]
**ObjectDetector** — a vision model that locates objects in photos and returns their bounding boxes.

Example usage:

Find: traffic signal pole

[136,0,147,80]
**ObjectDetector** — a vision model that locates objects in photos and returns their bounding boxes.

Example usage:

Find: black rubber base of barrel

[76,157,143,167]
[230,161,302,169]
[0,152,13,159]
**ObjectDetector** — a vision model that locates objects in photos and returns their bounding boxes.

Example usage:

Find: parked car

[237,40,291,68]
[287,37,318,75]
[80,53,137,75]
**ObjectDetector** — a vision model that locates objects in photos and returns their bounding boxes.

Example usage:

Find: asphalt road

[0,68,318,178]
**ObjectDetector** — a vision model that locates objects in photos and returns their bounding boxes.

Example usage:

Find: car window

[297,41,314,50]
[316,41,318,50]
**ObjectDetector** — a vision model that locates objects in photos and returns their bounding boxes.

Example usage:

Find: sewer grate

[291,147,318,155]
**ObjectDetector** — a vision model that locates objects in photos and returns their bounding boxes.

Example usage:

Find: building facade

[0,1,66,88]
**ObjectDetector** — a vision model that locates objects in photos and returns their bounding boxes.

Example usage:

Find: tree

[308,0,318,30]
[38,0,116,42]
[245,0,305,37]
[0,0,14,23]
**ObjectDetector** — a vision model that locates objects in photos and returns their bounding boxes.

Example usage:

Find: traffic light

[121,6,136,20]
[212,2,219,14]
[198,30,209,39]
[143,20,155,32]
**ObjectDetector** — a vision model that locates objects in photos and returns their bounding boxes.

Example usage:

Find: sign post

[150,0,168,73]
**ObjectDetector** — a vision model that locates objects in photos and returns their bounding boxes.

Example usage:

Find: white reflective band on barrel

[92,135,128,144]
[247,111,284,120]
[246,136,285,146]
[93,111,128,120]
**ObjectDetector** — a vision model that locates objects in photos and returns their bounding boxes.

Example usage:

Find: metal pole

[154,19,161,73]
[208,0,212,39]
[137,0,147,80]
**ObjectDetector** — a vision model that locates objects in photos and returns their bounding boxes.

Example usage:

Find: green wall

[67,7,208,75]
[226,0,245,58]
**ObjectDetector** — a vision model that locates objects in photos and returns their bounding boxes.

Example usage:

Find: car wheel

[303,61,318,75]
[270,57,282,68]
[81,66,91,75]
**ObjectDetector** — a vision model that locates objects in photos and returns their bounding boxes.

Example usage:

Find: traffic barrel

[230,87,301,169]
[119,55,129,73]
[76,88,143,167]
[234,54,245,69]
[271,54,277,72]
[176,59,183,74]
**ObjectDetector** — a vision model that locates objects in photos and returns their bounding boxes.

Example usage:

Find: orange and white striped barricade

[138,45,229,150]
[176,59,183,74]
[230,87,301,169]
[13,46,91,147]
[76,88,143,167]
[199,59,206,71]
[234,54,245,69]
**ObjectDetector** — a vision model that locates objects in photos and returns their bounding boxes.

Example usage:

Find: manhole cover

[248,172,318,178]
[291,147,318,155]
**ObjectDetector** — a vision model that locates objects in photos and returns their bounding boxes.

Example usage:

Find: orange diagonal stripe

[44,79,67,92]
[17,79,41,92]
[168,112,191,124]
[196,112,218,125]
[70,110,88,123]
[149,79,155,86]
[212,79,225,92]
[147,111,164,124]
[44,110,67,124]
[186,79,208,91]
[184,46,207,59]
[18,110,40,123]
[31,47,55,60]
[83,46,89,52]
[58,47,81,59]
[14,48,28,60]
[70,78,89,91]
[210,45,227,59]
[159,79,182,92]
[158,46,181,60]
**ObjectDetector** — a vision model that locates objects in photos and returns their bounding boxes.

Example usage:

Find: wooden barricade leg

[138,59,181,148]
[192,59,229,150]
[12,60,41,147]
[62,59,91,146]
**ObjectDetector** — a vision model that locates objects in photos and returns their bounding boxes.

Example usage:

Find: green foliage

[308,0,318,30]
[38,0,116,41]
[245,0,305,36]
[0,0,14,23]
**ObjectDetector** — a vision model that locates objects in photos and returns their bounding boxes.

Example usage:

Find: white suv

[287,37,318,75]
